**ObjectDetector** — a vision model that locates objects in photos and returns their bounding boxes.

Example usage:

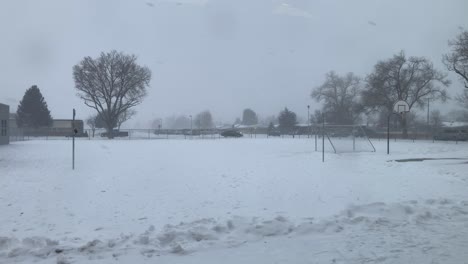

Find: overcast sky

[0,0,467,126]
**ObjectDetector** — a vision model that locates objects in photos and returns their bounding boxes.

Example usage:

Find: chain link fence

[8,126,465,143]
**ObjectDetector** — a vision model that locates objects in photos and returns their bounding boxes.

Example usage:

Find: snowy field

[1,138,468,263]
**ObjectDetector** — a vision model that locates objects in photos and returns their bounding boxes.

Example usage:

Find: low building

[15,119,86,137]
[0,103,9,145]
[47,119,86,137]
[434,121,468,141]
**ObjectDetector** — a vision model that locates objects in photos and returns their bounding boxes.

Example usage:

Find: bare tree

[195,110,213,129]
[261,115,276,126]
[149,118,163,130]
[310,110,324,124]
[443,29,468,88]
[242,108,258,125]
[362,51,450,138]
[73,50,151,138]
[116,109,136,130]
[311,71,362,124]
[171,116,191,129]
[456,90,468,110]
[86,115,97,137]
[430,110,443,131]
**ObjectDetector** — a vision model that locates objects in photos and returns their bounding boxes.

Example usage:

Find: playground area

[1,138,468,263]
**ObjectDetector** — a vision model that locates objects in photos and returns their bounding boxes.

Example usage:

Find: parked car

[221,130,243,138]
[267,130,281,137]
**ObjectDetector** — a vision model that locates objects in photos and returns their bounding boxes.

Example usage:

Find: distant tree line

[310,29,468,138]
[14,30,467,139]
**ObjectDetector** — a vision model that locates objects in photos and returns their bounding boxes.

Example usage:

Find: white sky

[0,0,467,126]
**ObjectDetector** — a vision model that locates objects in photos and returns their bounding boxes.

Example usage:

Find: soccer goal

[313,125,376,153]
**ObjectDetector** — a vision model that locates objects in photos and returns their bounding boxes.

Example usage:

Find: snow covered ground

[1,138,468,263]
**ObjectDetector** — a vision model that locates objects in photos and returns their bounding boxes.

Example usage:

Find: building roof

[53,119,84,122]
[442,121,468,128]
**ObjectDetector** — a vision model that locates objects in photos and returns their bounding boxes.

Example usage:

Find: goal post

[314,124,376,153]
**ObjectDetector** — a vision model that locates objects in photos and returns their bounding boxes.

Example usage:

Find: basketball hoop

[387,100,410,155]
[393,100,410,115]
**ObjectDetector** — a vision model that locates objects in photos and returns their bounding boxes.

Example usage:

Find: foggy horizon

[1,0,467,127]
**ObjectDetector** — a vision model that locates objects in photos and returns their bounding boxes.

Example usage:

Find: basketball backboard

[393,100,410,114]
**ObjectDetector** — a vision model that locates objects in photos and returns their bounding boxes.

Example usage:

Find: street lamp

[189,115,193,137]
[307,105,310,138]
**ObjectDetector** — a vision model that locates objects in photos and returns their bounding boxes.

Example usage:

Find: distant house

[441,121,468,128]
[53,119,84,131]
[0,103,9,145]
[14,118,86,137]
[232,124,269,134]
[434,121,468,141]
[48,119,86,137]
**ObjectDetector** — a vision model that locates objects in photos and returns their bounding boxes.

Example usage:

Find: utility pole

[307,105,310,138]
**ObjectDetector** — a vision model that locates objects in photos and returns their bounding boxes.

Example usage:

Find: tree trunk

[107,126,114,139]
[401,114,408,139]
[92,129,95,137]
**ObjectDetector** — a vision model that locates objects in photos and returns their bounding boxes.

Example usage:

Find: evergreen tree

[278,107,297,133]
[267,122,275,133]
[16,85,53,128]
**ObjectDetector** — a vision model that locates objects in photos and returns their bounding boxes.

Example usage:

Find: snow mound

[2,198,468,262]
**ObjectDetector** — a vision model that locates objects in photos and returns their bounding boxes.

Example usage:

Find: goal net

[313,125,376,153]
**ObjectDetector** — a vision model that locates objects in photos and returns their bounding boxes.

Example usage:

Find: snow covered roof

[215,124,232,129]
[232,124,268,129]
[295,123,310,127]
[442,121,468,128]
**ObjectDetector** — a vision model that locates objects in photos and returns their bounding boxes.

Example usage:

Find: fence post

[353,133,355,152]
[315,127,317,151]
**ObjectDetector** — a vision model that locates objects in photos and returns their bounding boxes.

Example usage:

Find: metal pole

[315,126,317,151]
[322,113,325,162]
[387,114,390,155]
[307,105,310,138]
[72,109,76,170]
[353,127,356,152]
